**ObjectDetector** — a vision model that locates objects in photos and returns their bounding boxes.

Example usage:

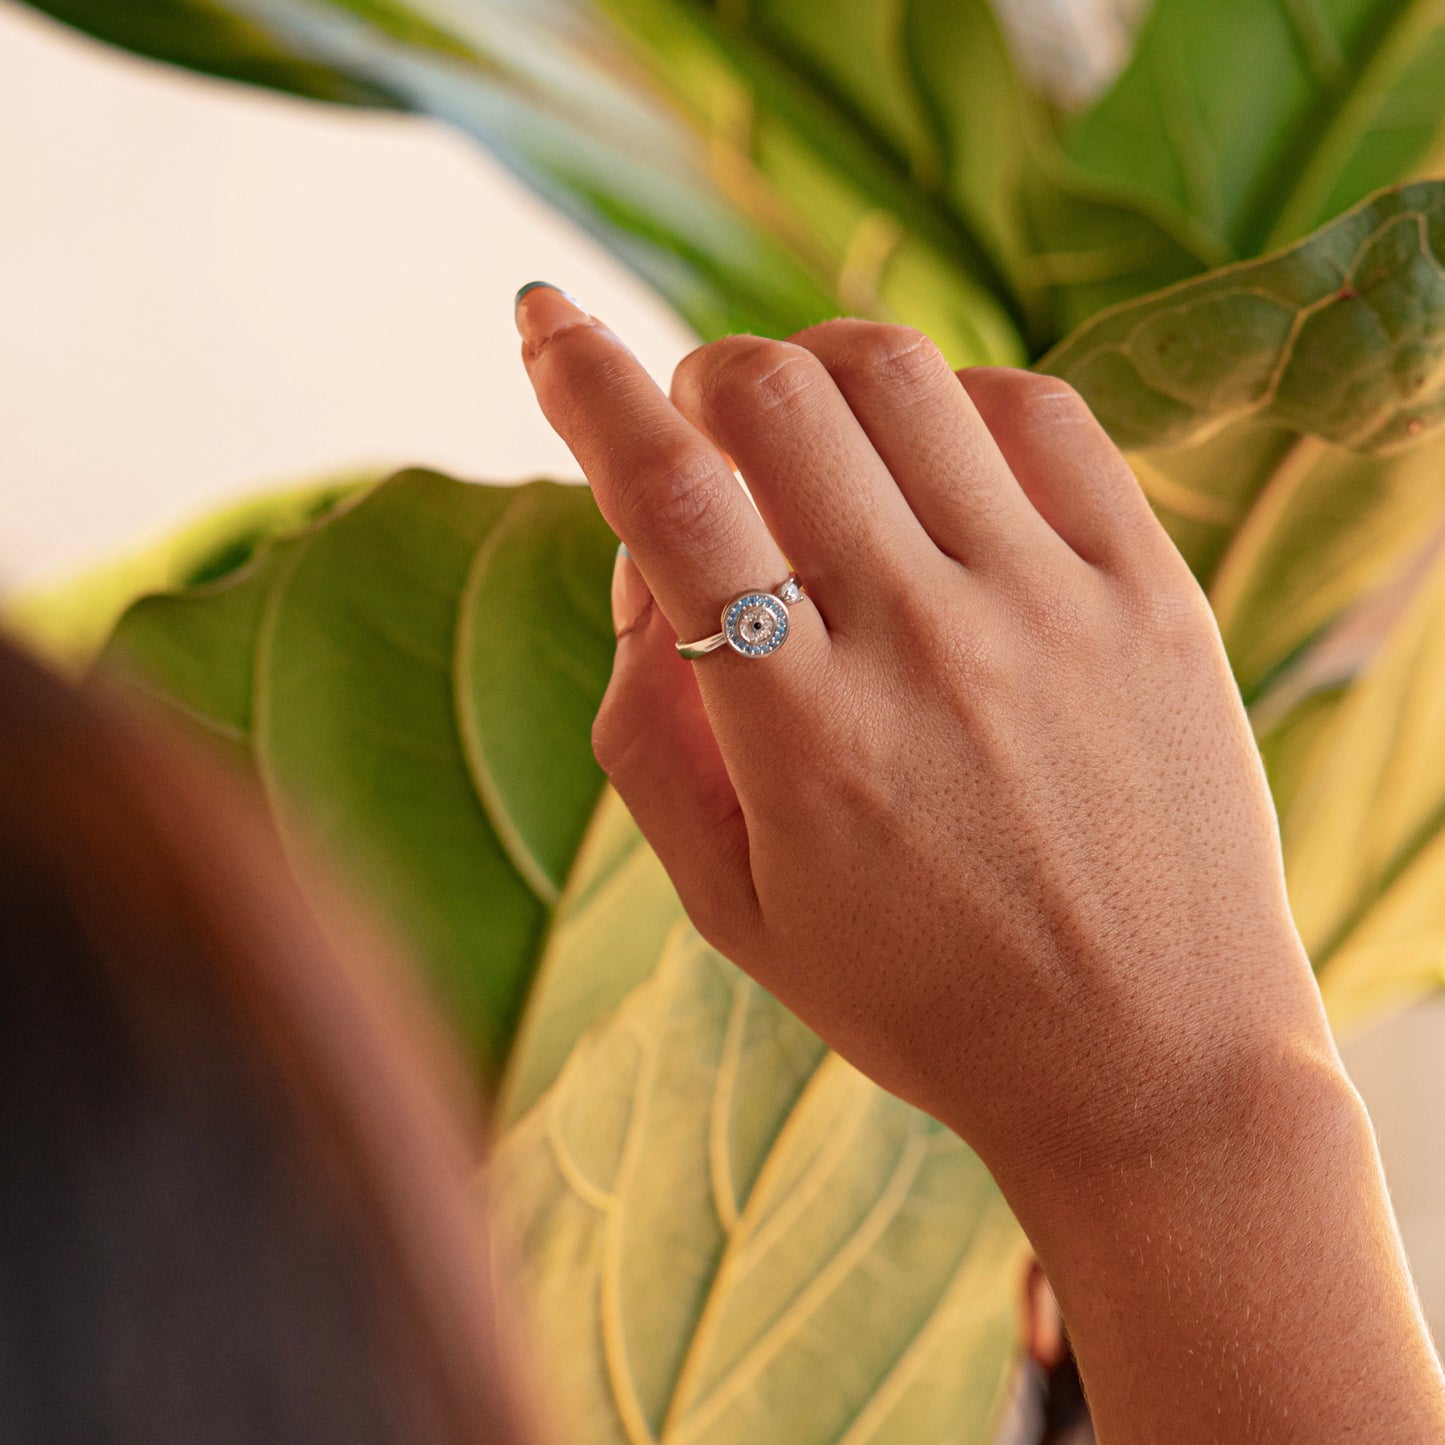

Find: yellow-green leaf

[491,928,1027,1444]
[1211,434,1445,701]
[1127,419,1301,580]
[1281,541,1445,1028]
[497,787,680,1127]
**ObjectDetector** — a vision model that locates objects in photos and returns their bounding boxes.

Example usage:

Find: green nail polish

[515,280,584,311]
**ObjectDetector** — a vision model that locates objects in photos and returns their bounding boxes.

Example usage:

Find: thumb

[592,545,760,957]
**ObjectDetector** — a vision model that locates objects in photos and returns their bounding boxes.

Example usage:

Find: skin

[515,282,1445,1442]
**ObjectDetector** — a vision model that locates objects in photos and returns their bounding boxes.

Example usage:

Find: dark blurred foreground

[0,636,533,1444]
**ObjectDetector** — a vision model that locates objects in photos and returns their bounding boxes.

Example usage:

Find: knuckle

[589,693,635,780]
[1014,572,1096,654]
[1024,377,1098,430]
[967,366,1088,413]
[622,441,732,550]
[1013,368,1081,402]
[682,888,745,960]
[789,315,858,349]
[834,323,942,389]
[704,337,825,423]
[1123,571,1217,658]
[669,337,714,401]
[1029,373,1084,405]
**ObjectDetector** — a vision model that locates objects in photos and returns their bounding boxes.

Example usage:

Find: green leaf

[646,0,1028,357]
[1045,180,1445,452]
[106,527,309,776]
[104,470,618,1076]
[599,0,1200,351]
[456,484,619,902]
[1061,0,1445,259]
[892,0,1211,337]
[24,0,1445,359]
[23,0,410,106]
[490,927,1027,1444]
[3,478,361,672]
[1300,19,1445,247]
[1279,538,1445,1028]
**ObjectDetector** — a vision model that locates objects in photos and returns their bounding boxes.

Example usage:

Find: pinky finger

[958,367,1172,577]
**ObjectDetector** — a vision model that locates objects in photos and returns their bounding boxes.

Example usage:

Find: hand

[517,283,1324,1166]
[516,284,1445,1442]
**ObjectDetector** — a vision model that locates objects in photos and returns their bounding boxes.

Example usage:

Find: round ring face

[724,593,790,657]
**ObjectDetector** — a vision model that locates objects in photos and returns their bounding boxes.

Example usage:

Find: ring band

[676,575,804,660]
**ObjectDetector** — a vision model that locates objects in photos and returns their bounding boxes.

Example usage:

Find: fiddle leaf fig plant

[105,471,620,1072]
[13,0,1445,1439]
[1045,181,1445,453]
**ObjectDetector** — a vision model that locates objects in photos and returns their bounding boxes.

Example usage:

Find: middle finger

[670,334,945,631]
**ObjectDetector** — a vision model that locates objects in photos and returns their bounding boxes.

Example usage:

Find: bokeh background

[3,0,1443,1345]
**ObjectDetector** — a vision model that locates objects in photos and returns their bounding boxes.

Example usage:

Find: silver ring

[676,574,804,660]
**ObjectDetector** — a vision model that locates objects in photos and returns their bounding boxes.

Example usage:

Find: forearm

[998,1031,1445,1442]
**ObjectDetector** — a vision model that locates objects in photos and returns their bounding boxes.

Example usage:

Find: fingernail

[611,542,653,637]
[514,281,589,344]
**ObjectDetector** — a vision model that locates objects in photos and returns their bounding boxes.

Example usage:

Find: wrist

[995,1031,1445,1442]
[994,1023,1355,1233]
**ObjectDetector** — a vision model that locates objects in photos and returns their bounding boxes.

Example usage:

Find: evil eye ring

[675,575,804,660]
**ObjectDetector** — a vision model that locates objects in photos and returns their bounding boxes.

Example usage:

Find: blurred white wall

[3,0,1444,1349]
[0,0,693,595]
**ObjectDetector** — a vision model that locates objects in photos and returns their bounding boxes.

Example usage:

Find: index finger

[516,284,795,649]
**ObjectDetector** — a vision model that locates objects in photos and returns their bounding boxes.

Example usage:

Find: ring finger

[788,319,1076,575]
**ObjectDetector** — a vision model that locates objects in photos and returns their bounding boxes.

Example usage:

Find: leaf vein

[833,1194,1019,1445]
[708,976,750,1235]
[601,1018,663,1445]
[671,1121,932,1441]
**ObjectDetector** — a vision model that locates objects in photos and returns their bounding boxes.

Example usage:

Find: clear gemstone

[737,602,778,644]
